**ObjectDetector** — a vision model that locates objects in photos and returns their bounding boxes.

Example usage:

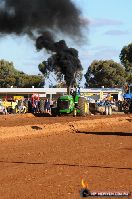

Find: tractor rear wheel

[123,104,129,114]
[78,97,88,116]
[122,100,130,114]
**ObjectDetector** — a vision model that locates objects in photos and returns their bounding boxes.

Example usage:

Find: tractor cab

[57,95,76,114]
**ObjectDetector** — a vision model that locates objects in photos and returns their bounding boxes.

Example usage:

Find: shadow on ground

[76,132,132,137]
[31,126,43,130]
[126,119,132,122]
[0,160,131,171]
[33,113,52,117]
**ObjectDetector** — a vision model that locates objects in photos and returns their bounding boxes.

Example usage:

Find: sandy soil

[0,113,131,199]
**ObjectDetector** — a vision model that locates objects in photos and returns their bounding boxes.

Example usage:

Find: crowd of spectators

[31,98,56,114]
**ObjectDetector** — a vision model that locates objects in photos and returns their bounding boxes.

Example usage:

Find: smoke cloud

[36,31,83,87]
[0,0,86,87]
[0,0,83,37]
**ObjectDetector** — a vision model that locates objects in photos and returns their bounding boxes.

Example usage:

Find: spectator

[34,99,39,113]
[50,99,54,109]
[117,100,122,112]
[70,89,74,95]
[44,99,50,113]
[18,101,23,113]
[28,100,32,113]
[106,93,112,101]
[77,86,80,95]
[32,103,36,113]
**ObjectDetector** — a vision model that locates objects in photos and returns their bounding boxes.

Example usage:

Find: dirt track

[0,113,131,199]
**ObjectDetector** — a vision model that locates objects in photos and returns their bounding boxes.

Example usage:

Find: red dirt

[0,113,131,199]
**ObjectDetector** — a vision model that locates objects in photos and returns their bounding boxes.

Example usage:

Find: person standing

[50,99,54,108]
[44,99,50,113]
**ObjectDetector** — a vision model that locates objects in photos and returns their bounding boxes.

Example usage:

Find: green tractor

[51,90,89,117]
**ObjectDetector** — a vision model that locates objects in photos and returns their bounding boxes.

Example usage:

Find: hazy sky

[0,0,131,85]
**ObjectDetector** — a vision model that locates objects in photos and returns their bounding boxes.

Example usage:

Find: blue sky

[0,0,132,86]
[75,0,132,73]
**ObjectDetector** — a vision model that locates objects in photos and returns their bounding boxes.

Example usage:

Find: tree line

[0,43,132,88]
[84,43,132,88]
[0,60,44,88]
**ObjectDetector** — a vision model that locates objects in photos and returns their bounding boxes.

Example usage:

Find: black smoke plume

[0,0,83,37]
[36,31,83,88]
[0,0,85,88]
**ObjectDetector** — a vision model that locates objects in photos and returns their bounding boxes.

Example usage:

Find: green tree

[0,59,44,88]
[119,43,132,83]
[84,60,126,88]
[15,74,44,88]
[0,59,18,87]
